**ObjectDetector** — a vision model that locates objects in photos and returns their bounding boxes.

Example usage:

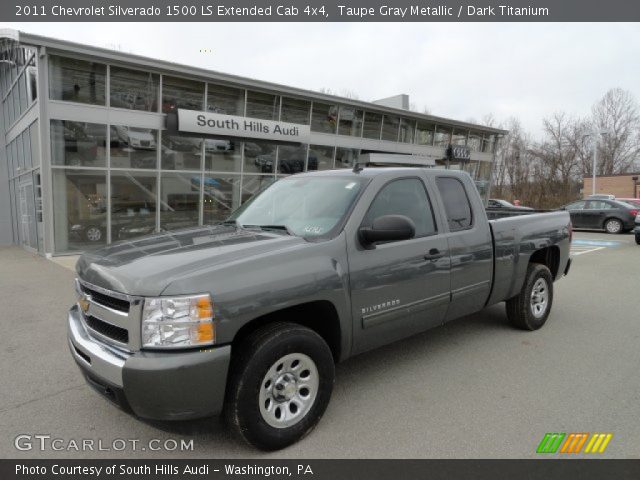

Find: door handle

[424,248,445,260]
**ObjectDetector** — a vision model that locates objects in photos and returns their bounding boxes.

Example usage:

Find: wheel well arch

[231,300,342,362]
[529,245,561,280]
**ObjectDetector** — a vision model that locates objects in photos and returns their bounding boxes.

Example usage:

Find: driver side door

[348,177,451,355]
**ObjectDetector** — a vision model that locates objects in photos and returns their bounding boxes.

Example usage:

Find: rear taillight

[629,209,638,217]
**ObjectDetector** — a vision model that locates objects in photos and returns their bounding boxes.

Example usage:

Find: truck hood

[76,225,307,296]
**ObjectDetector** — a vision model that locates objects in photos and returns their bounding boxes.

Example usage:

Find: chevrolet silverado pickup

[68,167,572,450]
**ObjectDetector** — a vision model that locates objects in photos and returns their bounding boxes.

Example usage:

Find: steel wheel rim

[86,227,102,242]
[530,277,548,318]
[606,220,621,233]
[258,352,319,429]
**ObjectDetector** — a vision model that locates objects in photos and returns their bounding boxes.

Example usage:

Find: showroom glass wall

[1,39,42,253]
[46,54,497,254]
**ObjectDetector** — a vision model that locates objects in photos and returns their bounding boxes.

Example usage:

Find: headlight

[142,294,215,349]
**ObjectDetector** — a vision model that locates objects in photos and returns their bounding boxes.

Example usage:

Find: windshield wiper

[241,224,293,236]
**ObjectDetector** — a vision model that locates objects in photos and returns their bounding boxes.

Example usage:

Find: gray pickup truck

[68,167,572,450]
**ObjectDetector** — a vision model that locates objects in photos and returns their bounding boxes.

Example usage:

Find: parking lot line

[570,246,606,256]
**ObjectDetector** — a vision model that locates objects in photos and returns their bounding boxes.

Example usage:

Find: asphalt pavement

[0,230,638,458]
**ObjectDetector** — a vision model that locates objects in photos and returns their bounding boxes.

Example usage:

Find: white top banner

[177,109,311,143]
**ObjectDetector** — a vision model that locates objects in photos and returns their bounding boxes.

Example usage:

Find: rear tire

[224,322,335,451]
[506,263,554,331]
[604,218,623,234]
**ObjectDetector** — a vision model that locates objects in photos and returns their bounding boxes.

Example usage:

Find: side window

[435,177,473,232]
[363,178,437,237]
[566,201,586,210]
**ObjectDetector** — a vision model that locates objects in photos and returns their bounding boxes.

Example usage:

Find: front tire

[506,263,554,331]
[224,322,335,451]
[604,218,623,234]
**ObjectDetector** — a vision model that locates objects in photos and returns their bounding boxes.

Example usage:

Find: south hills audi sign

[175,109,311,143]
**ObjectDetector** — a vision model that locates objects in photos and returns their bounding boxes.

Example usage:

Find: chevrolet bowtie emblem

[79,294,90,313]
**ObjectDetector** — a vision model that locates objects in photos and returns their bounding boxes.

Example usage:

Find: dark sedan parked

[560,199,638,234]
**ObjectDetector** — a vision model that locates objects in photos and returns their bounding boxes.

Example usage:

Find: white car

[115,126,156,150]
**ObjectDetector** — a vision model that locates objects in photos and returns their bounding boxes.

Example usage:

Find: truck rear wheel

[224,322,335,450]
[506,263,554,330]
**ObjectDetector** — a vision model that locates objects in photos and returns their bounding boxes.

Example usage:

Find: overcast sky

[6,22,640,138]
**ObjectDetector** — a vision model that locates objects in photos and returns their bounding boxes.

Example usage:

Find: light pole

[583,131,609,195]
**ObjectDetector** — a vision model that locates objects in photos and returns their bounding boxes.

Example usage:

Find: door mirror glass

[359,214,415,246]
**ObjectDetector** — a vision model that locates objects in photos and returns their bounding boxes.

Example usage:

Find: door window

[362,178,436,237]
[566,201,586,210]
[586,201,613,210]
[436,177,473,231]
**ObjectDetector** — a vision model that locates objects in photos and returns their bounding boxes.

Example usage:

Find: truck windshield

[229,176,366,237]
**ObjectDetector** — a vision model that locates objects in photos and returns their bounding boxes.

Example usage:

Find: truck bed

[486,211,571,307]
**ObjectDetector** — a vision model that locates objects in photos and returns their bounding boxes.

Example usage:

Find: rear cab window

[435,177,473,232]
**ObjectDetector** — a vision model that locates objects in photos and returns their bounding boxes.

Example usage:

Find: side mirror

[359,215,415,247]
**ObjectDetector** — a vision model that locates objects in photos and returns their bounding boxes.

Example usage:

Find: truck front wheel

[506,263,554,330]
[224,322,335,450]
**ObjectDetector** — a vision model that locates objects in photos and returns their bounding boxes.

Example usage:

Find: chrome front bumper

[68,305,129,387]
[68,304,232,420]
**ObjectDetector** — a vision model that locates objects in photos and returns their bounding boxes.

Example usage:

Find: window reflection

[246,91,279,120]
[205,138,241,173]
[160,172,201,231]
[162,76,204,113]
[110,66,158,112]
[434,126,452,147]
[49,55,106,105]
[399,119,415,144]
[53,169,107,252]
[111,170,158,241]
[50,120,107,167]
[202,174,243,224]
[307,145,334,171]
[363,112,382,139]
[244,141,277,174]
[110,126,157,169]
[416,122,435,145]
[281,97,310,125]
[311,102,338,133]
[161,133,202,170]
[381,115,400,142]
[451,129,467,146]
[207,83,244,115]
[338,107,363,136]
[277,145,307,174]
[335,148,359,169]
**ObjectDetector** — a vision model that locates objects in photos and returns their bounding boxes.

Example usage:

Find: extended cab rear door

[432,175,494,322]
[346,175,451,355]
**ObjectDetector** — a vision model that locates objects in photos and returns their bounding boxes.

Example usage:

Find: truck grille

[76,279,138,350]
[80,285,130,313]
[85,315,129,344]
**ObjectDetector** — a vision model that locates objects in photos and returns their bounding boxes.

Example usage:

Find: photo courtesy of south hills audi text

[1,1,640,479]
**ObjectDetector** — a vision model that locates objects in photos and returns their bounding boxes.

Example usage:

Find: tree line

[488,88,640,209]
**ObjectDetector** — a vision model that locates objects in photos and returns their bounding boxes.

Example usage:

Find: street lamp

[583,131,609,195]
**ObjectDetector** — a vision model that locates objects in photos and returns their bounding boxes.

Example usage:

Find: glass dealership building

[0,29,506,256]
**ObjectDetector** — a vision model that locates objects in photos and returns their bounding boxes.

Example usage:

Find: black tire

[635,233,640,245]
[604,218,623,234]
[224,322,335,451]
[506,263,554,331]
